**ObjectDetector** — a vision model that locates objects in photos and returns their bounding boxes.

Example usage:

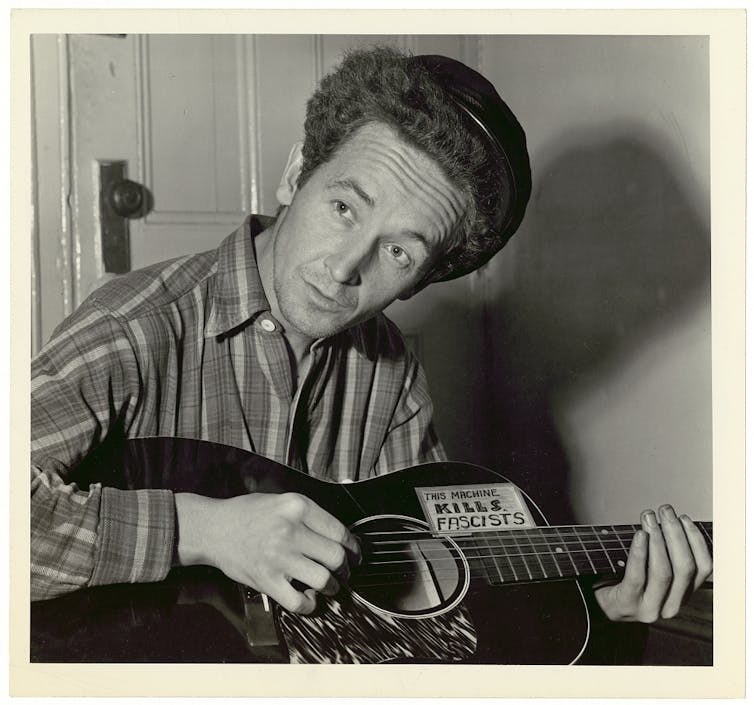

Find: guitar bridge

[239,587,280,647]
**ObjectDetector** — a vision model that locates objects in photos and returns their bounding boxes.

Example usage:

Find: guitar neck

[463,521,712,584]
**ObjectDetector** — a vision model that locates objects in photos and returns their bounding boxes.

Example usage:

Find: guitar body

[31,437,590,664]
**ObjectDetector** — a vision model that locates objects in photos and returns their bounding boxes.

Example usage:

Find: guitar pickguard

[277,590,477,664]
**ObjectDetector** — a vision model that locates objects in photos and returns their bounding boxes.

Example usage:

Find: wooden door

[31,33,496,465]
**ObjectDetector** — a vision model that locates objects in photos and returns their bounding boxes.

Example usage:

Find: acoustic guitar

[30,437,712,664]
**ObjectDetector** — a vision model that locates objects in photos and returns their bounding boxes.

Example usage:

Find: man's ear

[275,142,304,206]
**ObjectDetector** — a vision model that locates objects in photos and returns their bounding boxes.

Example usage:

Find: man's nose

[323,243,371,286]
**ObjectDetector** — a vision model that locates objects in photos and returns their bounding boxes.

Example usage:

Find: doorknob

[108,179,146,218]
[99,160,152,274]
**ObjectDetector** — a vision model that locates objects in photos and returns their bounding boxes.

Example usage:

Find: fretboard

[463,521,712,585]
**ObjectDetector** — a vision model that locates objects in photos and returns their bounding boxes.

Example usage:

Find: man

[31,47,711,626]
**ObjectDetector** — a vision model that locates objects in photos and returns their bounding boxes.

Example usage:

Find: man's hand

[594,504,712,622]
[174,492,361,614]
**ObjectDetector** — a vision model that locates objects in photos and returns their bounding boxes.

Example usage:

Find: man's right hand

[174,492,361,614]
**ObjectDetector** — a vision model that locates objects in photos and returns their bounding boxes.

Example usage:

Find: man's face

[272,122,467,339]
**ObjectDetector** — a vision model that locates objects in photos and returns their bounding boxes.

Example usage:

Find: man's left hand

[594,504,712,622]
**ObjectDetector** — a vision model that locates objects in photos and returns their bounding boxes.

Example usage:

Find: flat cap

[410,54,532,280]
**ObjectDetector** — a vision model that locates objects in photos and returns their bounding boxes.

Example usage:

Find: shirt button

[260,318,276,332]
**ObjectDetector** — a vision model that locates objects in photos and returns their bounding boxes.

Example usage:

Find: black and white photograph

[11,8,745,699]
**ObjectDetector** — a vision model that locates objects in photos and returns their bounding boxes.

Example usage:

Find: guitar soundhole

[348,515,469,619]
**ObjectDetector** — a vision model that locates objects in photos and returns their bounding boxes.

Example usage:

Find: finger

[620,529,649,603]
[657,505,695,619]
[296,525,352,580]
[596,529,648,621]
[302,501,361,561]
[680,514,714,589]
[269,579,318,614]
[640,509,673,620]
[286,555,340,597]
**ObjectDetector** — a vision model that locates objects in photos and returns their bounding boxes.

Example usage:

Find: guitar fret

[544,531,565,578]
[561,527,592,576]
[510,532,534,580]
[503,532,533,581]
[610,525,631,571]
[552,528,580,577]
[468,532,505,586]
[579,528,616,574]
[597,526,628,572]
[572,527,598,574]
[591,526,615,572]
[521,529,550,580]
[497,533,520,582]
[484,532,506,584]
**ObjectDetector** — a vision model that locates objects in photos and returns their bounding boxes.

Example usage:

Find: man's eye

[385,244,411,267]
[333,201,351,216]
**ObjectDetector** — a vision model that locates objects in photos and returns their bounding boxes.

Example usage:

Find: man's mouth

[304,278,352,312]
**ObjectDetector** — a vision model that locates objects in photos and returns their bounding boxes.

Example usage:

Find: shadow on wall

[411,295,496,470]
[486,125,710,525]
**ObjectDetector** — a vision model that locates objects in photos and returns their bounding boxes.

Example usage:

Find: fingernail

[642,510,658,528]
[660,504,676,520]
[634,529,647,546]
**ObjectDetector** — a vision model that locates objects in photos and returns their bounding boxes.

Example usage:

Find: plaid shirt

[31,215,445,601]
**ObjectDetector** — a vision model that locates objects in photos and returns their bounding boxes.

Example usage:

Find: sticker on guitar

[416,483,536,533]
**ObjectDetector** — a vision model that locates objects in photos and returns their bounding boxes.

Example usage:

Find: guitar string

[344,557,624,591]
[357,524,656,534]
[358,544,637,566]
[366,531,638,540]
[360,534,646,554]
[354,532,712,564]
[346,559,721,590]
[355,533,711,556]
[356,529,712,554]
[349,564,620,586]
[349,532,713,580]
[353,533,636,573]
[353,548,628,573]
[346,532,656,585]
[358,543,640,563]
[349,527,713,583]
[362,534,643,549]
[345,570,599,591]
[335,531,714,589]
[359,529,713,549]
[354,521,711,541]
[344,574,615,592]
[356,532,715,558]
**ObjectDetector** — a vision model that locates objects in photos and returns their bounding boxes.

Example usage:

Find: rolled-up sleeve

[31,303,175,601]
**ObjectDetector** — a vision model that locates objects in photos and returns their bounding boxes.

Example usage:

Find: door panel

[144,35,249,218]
[254,35,316,212]
[132,34,257,266]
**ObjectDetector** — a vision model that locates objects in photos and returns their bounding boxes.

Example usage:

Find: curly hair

[298,46,510,283]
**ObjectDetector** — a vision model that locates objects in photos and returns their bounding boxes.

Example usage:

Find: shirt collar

[205,214,276,337]
[204,214,373,359]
